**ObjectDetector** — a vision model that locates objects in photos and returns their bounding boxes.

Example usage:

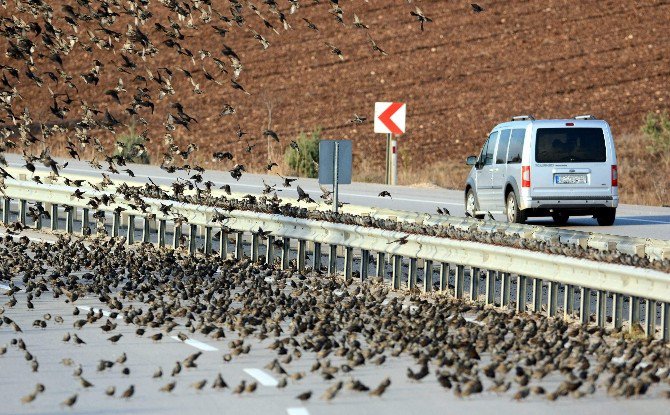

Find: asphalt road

[4,154,670,240]
[1,231,668,415]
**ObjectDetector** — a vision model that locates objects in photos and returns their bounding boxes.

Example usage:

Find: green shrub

[641,111,670,157]
[285,128,320,178]
[114,120,150,164]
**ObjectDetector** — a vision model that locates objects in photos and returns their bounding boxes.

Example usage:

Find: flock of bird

[1,235,669,409]
[1,0,669,411]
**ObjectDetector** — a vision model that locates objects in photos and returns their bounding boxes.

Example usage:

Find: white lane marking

[464,315,485,327]
[170,336,219,352]
[243,368,279,387]
[76,305,123,320]
[618,217,670,224]
[287,408,310,415]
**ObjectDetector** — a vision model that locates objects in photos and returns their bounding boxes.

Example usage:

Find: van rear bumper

[520,195,618,210]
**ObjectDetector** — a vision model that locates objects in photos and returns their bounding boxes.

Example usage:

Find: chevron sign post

[374,102,406,185]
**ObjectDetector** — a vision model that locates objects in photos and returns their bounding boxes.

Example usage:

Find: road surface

[4,153,669,240]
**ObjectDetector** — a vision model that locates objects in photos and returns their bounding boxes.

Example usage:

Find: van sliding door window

[535,128,606,163]
[496,130,511,164]
[506,129,525,164]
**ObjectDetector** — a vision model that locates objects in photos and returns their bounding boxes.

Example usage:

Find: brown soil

[2,1,669,202]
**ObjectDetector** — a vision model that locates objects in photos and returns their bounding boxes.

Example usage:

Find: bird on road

[296,391,312,401]
[378,190,392,198]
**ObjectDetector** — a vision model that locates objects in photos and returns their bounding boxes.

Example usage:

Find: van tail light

[611,165,618,187]
[521,165,531,188]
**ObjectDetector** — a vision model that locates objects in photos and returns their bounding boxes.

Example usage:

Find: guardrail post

[376,252,385,278]
[344,247,353,281]
[35,202,43,230]
[313,242,321,272]
[189,224,198,254]
[630,296,640,332]
[564,284,575,317]
[142,217,151,243]
[96,211,105,235]
[298,240,307,270]
[439,263,449,292]
[204,226,212,255]
[516,275,527,312]
[579,287,591,324]
[547,282,558,317]
[423,260,433,293]
[281,237,290,269]
[360,249,370,281]
[470,267,480,302]
[127,214,135,245]
[485,270,496,305]
[2,197,9,223]
[596,290,606,327]
[18,199,26,225]
[455,265,465,299]
[235,232,244,260]
[65,206,74,233]
[158,219,166,247]
[408,258,417,289]
[328,245,337,275]
[645,299,656,337]
[50,204,58,230]
[81,208,89,235]
[392,255,402,289]
[173,223,182,248]
[112,212,120,237]
[532,278,543,313]
[500,272,510,308]
[266,235,275,264]
[251,234,260,262]
[661,303,669,341]
[612,293,624,330]
[219,229,228,258]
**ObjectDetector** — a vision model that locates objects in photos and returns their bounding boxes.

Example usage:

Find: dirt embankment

[2,1,669,193]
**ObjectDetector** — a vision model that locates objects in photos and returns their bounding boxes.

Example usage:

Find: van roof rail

[511,115,535,121]
[574,114,597,120]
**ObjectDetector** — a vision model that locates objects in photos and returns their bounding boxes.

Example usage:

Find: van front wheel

[596,208,616,226]
[506,191,526,224]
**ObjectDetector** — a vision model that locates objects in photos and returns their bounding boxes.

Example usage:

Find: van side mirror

[466,155,477,166]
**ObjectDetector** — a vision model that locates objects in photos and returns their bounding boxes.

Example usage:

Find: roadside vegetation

[113,120,150,164]
[284,128,320,178]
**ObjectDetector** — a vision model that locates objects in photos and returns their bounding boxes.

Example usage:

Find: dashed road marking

[76,305,123,320]
[170,336,219,352]
[286,408,310,415]
[243,368,279,387]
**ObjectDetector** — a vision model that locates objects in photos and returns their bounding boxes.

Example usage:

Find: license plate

[555,174,587,184]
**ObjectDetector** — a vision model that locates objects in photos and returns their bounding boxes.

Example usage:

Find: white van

[464,115,618,225]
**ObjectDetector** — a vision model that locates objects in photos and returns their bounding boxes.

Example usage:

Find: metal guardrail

[1,178,669,340]
[5,165,669,262]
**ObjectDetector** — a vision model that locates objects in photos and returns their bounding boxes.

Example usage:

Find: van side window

[483,132,498,166]
[496,130,511,164]
[507,129,525,164]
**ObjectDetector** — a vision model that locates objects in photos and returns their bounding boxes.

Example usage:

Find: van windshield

[535,128,606,163]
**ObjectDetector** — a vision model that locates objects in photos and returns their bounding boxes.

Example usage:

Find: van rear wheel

[551,212,569,226]
[506,191,526,224]
[596,207,616,226]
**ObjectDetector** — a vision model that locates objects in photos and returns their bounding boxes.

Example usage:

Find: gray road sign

[318,140,352,185]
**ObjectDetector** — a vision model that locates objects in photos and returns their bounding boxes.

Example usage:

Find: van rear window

[535,128,606,163]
